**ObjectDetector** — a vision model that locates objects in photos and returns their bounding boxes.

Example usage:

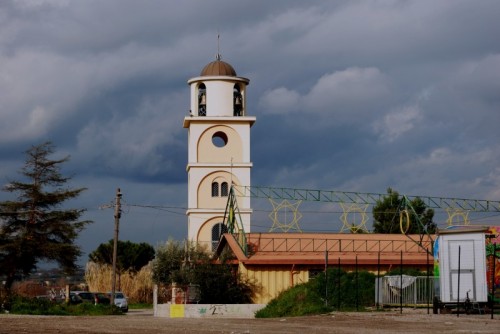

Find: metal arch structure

[228,185,500,256]
[233,185,500,212]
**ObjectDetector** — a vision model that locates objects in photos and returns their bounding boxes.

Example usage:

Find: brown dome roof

[200,60,237,76]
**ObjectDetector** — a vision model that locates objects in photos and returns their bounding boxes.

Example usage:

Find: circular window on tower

[212,131,228,148]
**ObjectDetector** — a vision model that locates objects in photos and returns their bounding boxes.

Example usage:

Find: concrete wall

[154,303,265,318]
[153,285,265,318]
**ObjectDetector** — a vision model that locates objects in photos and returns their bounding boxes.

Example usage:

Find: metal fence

[376,276,437,307]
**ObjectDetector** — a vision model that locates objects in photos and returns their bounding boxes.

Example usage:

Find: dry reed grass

[85,261,153,303]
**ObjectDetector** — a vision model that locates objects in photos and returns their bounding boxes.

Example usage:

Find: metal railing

[376,276,437,306]
[249,236,432,254]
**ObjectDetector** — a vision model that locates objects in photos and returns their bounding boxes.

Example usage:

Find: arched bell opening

[198,83,207,116]
[233,84,243,116]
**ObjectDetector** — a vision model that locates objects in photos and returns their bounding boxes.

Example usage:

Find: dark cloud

[1,0,499,265]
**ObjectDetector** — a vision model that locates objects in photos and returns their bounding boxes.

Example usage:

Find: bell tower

[183,55,255,251]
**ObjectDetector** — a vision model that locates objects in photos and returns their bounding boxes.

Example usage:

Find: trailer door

[448,240,475,301]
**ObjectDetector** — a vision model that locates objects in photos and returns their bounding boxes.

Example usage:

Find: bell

[199,94,206,106]
[235,96,242,105]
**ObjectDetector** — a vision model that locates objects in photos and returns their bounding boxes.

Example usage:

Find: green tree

[191,262,253,303]
[151,239,209,284]
[152,239,253,303]
[0,142,91,291]
[372,188,436,234]
[89,240,155,272]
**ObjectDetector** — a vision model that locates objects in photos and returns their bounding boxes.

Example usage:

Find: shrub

[10,296,64,315]
[255,283,330,318]
[6,296,122,315]
[152,240,254,304]
[313,269,376,309]
[256,269,377,318]
[191,263,254,304]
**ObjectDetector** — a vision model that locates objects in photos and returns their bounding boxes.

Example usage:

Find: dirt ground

[0,308,499,334]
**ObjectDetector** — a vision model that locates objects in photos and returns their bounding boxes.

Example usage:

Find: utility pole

[111,188,122,307]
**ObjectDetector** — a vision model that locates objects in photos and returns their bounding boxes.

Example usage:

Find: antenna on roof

[216,32,221,60]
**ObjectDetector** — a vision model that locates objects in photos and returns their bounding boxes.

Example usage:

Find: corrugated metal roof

[218,232,435,266]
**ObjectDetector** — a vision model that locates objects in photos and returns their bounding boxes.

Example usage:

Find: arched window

[211,182,219,197]
[233,84,242,116]
[211,223,228,251]
[198,84,206,116]
[221,182,229,197]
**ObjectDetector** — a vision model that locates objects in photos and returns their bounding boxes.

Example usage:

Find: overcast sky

[1,0,500,266]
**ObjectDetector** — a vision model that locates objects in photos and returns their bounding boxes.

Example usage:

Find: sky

[1,0,500,266]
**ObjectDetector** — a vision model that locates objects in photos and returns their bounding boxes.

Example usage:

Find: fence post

[492,243,496,320]
[427,250,430,314]
[153,284,158,316]
[338,257,341,311]
[171,282,177,304]
[414,279,417,307]
[65,285,70,304]
[457,245,461,318]
[376,252,380,310]
[325,249,328,307]
[355,255,358,311]
[400,250,403,314]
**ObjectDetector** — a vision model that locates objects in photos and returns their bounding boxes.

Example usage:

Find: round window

[212,131,228,147]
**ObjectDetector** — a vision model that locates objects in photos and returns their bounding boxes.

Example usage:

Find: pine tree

[0,142,91,291]
[89,240,155,273]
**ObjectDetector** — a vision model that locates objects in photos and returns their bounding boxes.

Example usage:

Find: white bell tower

[183,55,255,251]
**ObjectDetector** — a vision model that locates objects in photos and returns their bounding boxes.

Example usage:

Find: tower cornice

[186,162,253,172]
[183,116,256,128]
[188,76,249,85]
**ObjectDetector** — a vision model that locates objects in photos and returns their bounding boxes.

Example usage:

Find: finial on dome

[199,33,237,76]
[216,33,222,61]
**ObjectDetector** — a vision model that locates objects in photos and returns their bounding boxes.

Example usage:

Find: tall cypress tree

[0,142,91,291]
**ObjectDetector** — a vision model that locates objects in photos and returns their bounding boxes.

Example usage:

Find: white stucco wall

[154,303,266,319]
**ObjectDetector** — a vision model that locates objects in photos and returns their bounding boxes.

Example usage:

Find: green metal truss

[224,185,500,256]
[233,185,500,212]
[222,187,247,255]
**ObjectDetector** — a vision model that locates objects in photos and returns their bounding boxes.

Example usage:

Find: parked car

[107,291,129,312]
[70,291,110,305]
[92,292,111,305]
[70,291,95,304]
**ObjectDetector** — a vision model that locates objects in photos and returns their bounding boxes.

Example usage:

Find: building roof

[437,225,490,235]
[200,59,237,77]
[217,232,435,267]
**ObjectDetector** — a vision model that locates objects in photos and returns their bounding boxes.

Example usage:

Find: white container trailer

[437,227,488,304]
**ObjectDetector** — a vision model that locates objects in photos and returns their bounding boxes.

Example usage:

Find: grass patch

[7,296,123,316]
[10,297,68,315]
[129,303,153,309]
